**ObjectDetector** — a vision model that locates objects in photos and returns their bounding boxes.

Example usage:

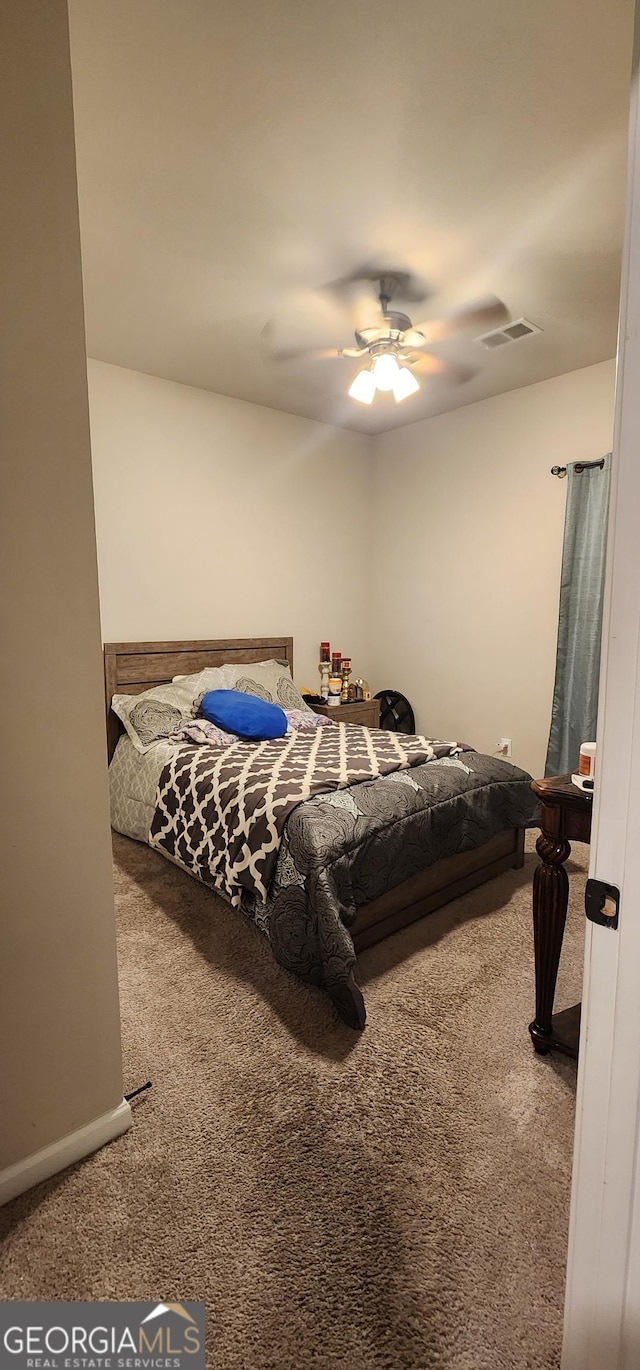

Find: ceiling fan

[268,271,509,406]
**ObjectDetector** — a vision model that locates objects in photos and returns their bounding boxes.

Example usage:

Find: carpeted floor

[0,831,586,1369]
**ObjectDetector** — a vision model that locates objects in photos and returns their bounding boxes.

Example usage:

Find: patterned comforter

[144,724,539,1027]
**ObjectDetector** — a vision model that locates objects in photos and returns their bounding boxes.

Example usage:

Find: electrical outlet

[498,737,512,757]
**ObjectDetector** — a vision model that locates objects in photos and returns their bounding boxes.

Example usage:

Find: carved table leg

[529,830,571,1054]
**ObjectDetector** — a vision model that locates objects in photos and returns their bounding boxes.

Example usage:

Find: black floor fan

[373,690,415,734]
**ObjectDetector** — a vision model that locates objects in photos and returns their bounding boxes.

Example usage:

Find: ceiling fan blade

[409,296,508,345]
[405,353,448,375]
[339,346,369,359]
[268,346,341,364]
[402,329,432,348]
[261,290,353,354]
[346,288,384,335]
[411,355,477,384]
[324,267,430,306]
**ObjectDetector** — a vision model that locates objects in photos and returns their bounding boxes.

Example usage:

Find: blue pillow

[198,689,288,740]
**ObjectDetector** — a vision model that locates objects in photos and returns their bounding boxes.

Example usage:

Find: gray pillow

[223,659,312,712]
[113,666,237,751]
[112,679,197,753]
[172,666,234,690]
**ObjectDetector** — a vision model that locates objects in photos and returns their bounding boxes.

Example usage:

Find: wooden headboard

[104,636,294,761]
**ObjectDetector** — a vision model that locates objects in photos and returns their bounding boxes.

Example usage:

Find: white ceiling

[69,0,634,435]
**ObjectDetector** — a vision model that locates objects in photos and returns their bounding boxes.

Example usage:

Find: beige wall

[369,360,616,777]
[89,358,616,779]
[88,360,372,690]
[0,2,124,1171]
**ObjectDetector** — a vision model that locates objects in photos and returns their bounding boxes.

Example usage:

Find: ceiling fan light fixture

[371,351,401,392]
[392,366,420,402]
[348,368,376,405]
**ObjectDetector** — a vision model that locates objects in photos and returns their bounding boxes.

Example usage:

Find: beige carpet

[0,831,586,1370]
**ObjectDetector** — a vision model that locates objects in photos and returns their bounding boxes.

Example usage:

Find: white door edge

[562,15,640,1368]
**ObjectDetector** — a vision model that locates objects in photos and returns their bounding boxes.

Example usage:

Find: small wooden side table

[529,775,592,1059]
[309,699,380,729]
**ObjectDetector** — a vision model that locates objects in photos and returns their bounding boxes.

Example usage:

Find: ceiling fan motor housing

[355,311,416,350]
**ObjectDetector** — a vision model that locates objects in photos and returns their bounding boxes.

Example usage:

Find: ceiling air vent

[475,317,542,349]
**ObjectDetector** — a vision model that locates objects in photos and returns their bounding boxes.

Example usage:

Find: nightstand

[309,699,380,729]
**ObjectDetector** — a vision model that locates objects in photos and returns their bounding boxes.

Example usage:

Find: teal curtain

[545,457,611,777]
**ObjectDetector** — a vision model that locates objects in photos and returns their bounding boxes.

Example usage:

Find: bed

[105,636,539,1027]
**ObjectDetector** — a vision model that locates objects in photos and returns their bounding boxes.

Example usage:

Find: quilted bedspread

[147,724,539,1027]
[149,723,466,906]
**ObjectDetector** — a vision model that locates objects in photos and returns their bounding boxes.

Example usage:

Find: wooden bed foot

[512,827,526,869]
[327,972,367,1030]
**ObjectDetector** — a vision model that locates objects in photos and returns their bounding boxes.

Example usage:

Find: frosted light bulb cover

[371,353,401,391]
[348,369,376,404]
[393,366,420,402]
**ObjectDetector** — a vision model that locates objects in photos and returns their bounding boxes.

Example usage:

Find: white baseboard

[0,1099,132,1206]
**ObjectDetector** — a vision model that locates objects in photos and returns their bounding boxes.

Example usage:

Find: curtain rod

[551,458,605,479]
